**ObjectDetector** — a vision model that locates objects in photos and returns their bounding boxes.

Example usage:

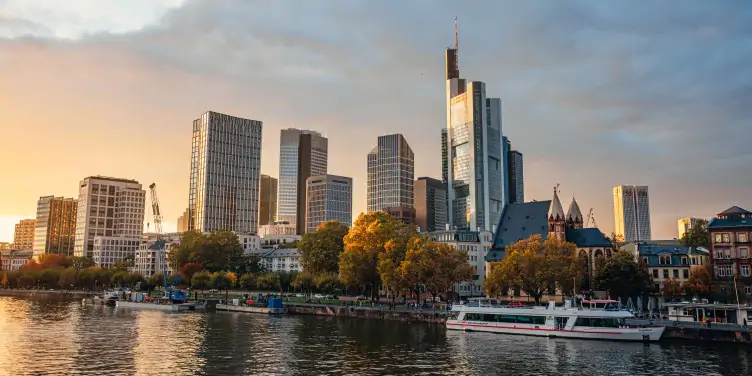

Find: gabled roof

[719,206,752,216]
[485,249,504,262]
[565,228,612,248]
[491,201,550,251]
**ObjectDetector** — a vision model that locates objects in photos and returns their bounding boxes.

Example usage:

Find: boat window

[574,317,625,328]
[464,313,546,325]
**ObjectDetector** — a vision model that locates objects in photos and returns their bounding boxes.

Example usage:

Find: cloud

[0,0,750,241]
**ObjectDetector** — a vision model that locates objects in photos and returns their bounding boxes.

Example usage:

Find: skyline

[2,0,751,242]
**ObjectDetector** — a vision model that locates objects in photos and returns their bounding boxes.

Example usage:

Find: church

[486,186,614,289]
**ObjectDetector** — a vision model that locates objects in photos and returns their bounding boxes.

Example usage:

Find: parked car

[313,294,325,299]
[356,295,368,301]
[295,293,305,298]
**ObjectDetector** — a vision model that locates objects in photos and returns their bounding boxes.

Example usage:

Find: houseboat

[447,298,664,342]
[665,300,752,325]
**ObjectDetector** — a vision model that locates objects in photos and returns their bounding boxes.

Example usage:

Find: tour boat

[446,298,664,342]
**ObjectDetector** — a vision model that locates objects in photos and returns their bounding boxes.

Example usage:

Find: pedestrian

[744,318,748,328]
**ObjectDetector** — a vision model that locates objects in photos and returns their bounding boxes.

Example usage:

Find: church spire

[548,185,564,221]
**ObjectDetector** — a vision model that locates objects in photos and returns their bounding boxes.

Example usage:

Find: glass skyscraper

[445,35,508,232]
[188,111,263,234]
[367,134,414,213]
[33,196,77,258]
[277,128,328,235]
[305,174,353,233]
[613,185,652,242]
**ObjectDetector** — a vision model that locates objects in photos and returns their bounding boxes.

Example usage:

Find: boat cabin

[580,299,620,310]
[665,302,752,324]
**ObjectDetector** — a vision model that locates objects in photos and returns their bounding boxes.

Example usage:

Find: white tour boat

[446,298,664,342]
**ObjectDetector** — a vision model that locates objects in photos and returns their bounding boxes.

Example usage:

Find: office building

[508,149,524,204]
[305,174,353,232]
[678,217,702,239]
[258,221,297,237]
[188,111,263,234]
[13,219,35,249]
[33,196,77,258]
[613,185,652,242]
[73,176,146,259]
[259,174,278,227]
[177,208,189,233]
[414,177,447,232]
[134,233,181,277]
[277,128,328,235]
[444,25,508,232]
[367,134,414,213]
[383,206,416,225]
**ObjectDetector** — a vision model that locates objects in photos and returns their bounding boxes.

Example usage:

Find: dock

[215,304,286,314]
[115,300,206,312]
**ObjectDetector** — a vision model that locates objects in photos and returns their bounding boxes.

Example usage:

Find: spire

[567,196,583,229]
[453,16,459,50]
[548,185,564,221]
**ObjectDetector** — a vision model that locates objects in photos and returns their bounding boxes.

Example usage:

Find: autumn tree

[179,263,204,282]
[239,273,257,290]
[595,251,652,299]
[484,235,582,304]
[191,271,211,291]
[298,220,349,277]
[339,212,416,299]
[682,264,712,299]
[210,271,233,290]
[71,256,94,270]
[256,273,281,291]
[680,219,710,249]
[662,278,684,301]
[1,272,8,288]
[314,272,340,293]
[170,231,244,272]
[291,271,315,292]
[422,241,474,301]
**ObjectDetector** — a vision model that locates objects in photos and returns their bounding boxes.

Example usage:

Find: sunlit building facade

[305,174,353,233]
[366,134,414,213]
[33,196,77,258]
[188,111,263,234]
[613,185,652,242]
[13,219,35,249]
[259,174,278,227]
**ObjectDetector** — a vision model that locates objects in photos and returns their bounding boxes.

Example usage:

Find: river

[0,296,750,375]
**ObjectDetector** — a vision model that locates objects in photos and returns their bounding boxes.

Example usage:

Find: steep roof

[719,206,752,216]
[491,201,550,252]
[548,191,565,220]
[635,243,709,256]
[565,228,612,248]
[567,197,583,222]
[708,214,752,229]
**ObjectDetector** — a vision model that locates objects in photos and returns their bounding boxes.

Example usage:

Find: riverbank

[0,289,98,298]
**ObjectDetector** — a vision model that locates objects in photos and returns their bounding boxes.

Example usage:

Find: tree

[149,272,165,288]
[170,231,204,268]
[683,265,712,299]
[680,219,710,249]
[291,271,315,292]
[111,270,128,287]
[605,232,626,250]
[313,272,340,293]
[210,271,233,290]
[228,254,263,275]
[1,272,8,288]
[191,271,211,291]
[113,256,134,271]
[239,273,257,290]
[71,256,94,270]
[179,263,204,282]
[662,278,683,301]
[194,231,244,272]
[299,220,349,276]
[595,251,652,299]
[256,273,281,291]
[339,212,416,298]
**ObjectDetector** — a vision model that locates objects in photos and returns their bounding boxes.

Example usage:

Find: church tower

[566,197,584,229]
[548,186,565,240]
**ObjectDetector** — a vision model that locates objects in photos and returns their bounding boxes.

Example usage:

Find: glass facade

[33,196,77,258]
[366,134,414,213]
[305,174,352,233]
[276,129,327,228]
[188,111,262,234]
[259,174,278,227]
[613,185,652,242]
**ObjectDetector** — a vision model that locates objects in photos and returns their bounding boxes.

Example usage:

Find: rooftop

[565,228,612,248]
[492,201,550,251]
[708,206,752,229]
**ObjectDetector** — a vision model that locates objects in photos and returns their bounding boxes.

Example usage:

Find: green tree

[58,267,78,289]
[256,273,281,291]
[113,256,134,271]
[228,254,264,275]
[291,271,315,292]
[194,231,244,272]
[339,212,416,298]
[170,231,205,268]
[595,251,652,299]
[210,271,233,290]
[38,268,61,289]
[239,273,257,290]
[313,272,340,293]
[680,219,710,249]
[191,271,211,291]
[111,270,128,287]
[299,220,349,276]
[149,272,165,288]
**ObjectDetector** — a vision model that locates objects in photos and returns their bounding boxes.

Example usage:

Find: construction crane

[586,208,599,228]
[149,183,182,301]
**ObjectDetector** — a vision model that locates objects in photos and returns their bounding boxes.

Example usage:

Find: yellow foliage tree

[399,238,474,302]
[1,272,7,288]
[682,264,712,299]
[484,234,583,304]
[339,212,416,298]
[226,271,238,288]
[662,277,683,301]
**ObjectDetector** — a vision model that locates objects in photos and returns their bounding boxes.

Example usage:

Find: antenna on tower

[453,16,459,50]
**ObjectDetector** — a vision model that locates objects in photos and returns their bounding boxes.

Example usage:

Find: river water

[0,296,750,375]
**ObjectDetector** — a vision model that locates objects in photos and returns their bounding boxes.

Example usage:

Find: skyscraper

[305,174,353,232]
[445,24,507,231]
[367,134,414,213]
[73,176,146,259]
[176,208,189,233]
[678,217,702,239]
[33,196,77,257]
[188,111,263,234]
[508,149,524,204]
[277,128,328,235]
[259,174,278,227]
[613,185,652,242]
[13,219,35,249]
[414,177,447,233]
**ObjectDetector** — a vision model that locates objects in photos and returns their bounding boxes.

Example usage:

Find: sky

[1,0,751,243]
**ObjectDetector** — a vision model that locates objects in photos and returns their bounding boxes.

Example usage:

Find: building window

[738,233,748,243]
[683,269,689,279]
[642,257,648,265]
[718,267,725,277]
[714,234,723,243]
[673,269,679,278]
[691,257,697,265]
[741,248,749,259]
[725,249,731,259]
[745,286,752,296]
[743,266,751,277]
[652,269,658,278]
[725,266,733,276]
[663,269,669,279]
[716,250,723,259]
[722,233,731,243]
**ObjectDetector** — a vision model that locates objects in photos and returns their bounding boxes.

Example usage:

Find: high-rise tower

[367,134,415,213]
[613,185,652,242]
[444,19,508,231]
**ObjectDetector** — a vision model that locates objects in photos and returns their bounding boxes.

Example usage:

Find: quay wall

[286,304,447,324]
[664,326,752,344]
[0,289,96,299]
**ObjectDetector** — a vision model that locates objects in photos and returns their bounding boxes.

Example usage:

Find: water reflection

[1,296,751,376]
